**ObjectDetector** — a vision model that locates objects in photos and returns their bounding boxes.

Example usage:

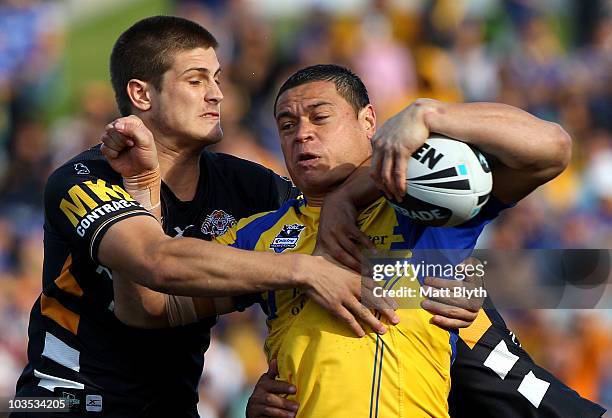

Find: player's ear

[126,79,152,112]
[359,104,376,141]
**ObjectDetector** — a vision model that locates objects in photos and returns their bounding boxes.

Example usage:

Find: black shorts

[449,308,606,418]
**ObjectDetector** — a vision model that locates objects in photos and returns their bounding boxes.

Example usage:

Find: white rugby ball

[387,135,493,227]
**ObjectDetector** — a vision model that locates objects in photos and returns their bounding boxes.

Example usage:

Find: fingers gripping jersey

[216,197,509,418]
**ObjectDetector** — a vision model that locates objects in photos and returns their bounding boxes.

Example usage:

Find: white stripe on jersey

[42,332,80,371]
[35,369,84,392]
[517,371,551,408]
[483,340,519,380]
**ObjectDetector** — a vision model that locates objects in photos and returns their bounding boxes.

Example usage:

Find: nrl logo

[74,163,90,175]
[270,224,306,253]
[201,209,236,237]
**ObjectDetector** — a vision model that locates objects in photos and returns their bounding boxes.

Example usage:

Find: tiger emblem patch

[201,209,236,237]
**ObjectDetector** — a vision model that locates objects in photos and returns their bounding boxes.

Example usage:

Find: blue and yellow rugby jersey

[216,196,509,418]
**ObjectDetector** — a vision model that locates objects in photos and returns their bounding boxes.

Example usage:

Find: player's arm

[100,194,394,336]
[371,99,571,204]
[112,270,233,329]
[317,161,379,272]
[99,116,392,336]
[103,120,252,327]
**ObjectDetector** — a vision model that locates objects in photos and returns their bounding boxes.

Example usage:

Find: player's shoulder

[229,199,301,250]
[202,151,296,211]
[47,145,117,185]
[204,151,276,179]
[236,199,299,231]
[44,145,124,210]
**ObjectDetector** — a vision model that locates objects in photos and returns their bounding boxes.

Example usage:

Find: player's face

[149,47,223,146]
[275,81,374,196]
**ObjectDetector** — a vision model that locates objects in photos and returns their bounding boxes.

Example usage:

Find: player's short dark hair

[110,15,218,116]
[274,64,370,117]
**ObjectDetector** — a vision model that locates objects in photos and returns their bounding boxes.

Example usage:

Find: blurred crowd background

[0,0,610,416]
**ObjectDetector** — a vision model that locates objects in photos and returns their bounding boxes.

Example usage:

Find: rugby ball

[387,135,493,227]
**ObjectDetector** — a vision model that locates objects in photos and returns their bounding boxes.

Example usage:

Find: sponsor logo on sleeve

[59,181,139,237]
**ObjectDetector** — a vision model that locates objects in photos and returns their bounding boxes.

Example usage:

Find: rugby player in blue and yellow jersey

[113,65,605,418]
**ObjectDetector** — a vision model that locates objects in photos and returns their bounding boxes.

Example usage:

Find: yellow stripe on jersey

[41,294,80,334]
[215,210,277,247]
[458,309,492,349]
[54,255,83,298]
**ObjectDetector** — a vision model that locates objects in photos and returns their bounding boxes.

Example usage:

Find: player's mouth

[200,111,220,119]
[296,152,321,168]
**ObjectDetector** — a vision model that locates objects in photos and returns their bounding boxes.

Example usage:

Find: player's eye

[313,115,329,122]
[280,122,295,131]
[188,80,202,85]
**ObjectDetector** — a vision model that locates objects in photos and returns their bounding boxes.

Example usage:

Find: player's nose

[294,120,315,143]
[205,82,223,104]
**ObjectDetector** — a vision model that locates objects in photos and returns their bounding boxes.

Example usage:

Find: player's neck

[156,140,202,201]
[304,193,325,207]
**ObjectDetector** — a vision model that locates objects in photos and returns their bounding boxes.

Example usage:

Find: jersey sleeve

[44,166,156,264]
[418,195,513,251]
[450,306,607,418]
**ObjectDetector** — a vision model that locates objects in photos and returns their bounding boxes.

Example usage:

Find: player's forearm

[114,269,224,329]
[100,219,303,308]
[331,161,381,208]
[421,99,572,178]
[113,271,170,328]
[145,238,305,297]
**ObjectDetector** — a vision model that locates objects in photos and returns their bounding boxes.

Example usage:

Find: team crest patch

[201,210,236,237]
[270,224,306,253]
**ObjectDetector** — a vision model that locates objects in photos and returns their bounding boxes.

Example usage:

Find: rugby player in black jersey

[11,16,407,418]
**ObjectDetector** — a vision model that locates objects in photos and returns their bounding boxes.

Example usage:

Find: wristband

[165,294,198,326]
[123,165,161,211]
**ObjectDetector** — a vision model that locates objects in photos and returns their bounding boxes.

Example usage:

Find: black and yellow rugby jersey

[14,145,297,417]
[451,305,606,418]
